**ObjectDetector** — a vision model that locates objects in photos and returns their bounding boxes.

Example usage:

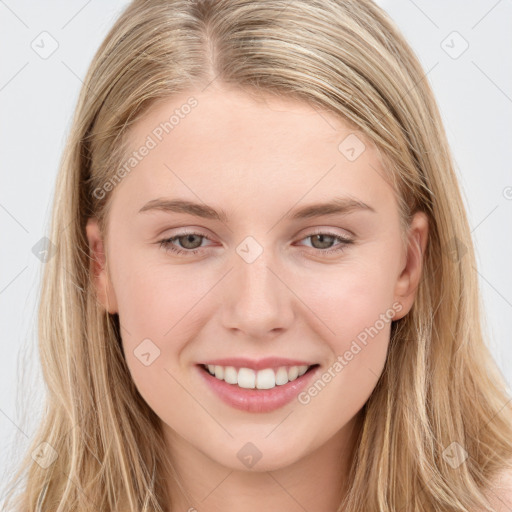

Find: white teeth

[223,366,238,384]
[275,366,289,385]
[255,368,275,390]
[237,368,256,389]
[288,366,299,381]
[204,364,312,389]
[214,365,224,380]
[297,365,308,377]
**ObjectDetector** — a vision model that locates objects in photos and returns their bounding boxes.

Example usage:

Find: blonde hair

[3,0,512,510]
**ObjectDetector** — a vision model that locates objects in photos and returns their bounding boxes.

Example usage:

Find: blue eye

[158,230,353,257]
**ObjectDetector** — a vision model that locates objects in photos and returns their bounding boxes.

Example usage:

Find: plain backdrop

[1,0,511,498]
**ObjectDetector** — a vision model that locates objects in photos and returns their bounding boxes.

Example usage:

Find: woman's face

[87,84,428,472]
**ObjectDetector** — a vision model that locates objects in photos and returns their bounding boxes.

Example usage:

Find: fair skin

[86,83,429,511]
[486,469,512,512]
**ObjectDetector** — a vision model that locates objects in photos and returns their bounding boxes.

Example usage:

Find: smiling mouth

[199,363,320,390]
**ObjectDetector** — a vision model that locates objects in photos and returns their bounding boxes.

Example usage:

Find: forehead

[113,85,397,218]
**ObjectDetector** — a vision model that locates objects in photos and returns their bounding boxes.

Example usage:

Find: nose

[221,245,295,339]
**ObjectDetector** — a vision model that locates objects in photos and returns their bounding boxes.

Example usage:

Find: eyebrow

[138,196,376,222]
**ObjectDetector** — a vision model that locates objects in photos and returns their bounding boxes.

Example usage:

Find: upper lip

[197,357,318,371]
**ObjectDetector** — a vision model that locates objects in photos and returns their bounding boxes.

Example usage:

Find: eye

[159,230,212,256]
[296,230,354,256]
[158,229,354,258]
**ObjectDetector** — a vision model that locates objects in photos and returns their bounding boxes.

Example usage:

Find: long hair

[3,0,512,510]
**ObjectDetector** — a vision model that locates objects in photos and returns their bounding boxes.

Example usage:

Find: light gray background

[1,0,511,498]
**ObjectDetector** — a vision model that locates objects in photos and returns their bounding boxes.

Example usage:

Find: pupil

[313,234,332,249]
[182,234,200,249]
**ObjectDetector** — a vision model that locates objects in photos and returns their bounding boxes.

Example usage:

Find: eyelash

[158,229,354,257]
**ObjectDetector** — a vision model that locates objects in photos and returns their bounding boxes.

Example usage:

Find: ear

[85,218,118,314]
[392,211,429,320]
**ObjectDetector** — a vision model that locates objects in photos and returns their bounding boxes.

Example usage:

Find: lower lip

[196,364,320,413]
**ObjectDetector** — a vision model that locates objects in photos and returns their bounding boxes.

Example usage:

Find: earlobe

[393,211,429,320]
[85,218,118,314]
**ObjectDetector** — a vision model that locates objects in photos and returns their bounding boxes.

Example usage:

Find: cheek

[111,249,208,338]
[292,257,398,394]
[294,266,394,424]
[110,254,216,386]
[112,263,198,417]
[298,259,396,334]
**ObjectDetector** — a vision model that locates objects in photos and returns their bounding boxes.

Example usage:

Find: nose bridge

[236,250,277,303]
[222,237,293,336]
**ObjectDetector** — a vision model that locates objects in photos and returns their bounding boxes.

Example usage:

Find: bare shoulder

[484,466,512,511]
